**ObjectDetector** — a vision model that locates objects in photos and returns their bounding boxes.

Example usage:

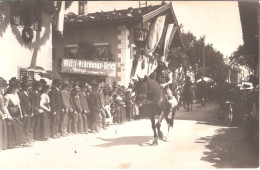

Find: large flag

[146,15,166,55]
[164,24,178,58]
[56,1,65,33]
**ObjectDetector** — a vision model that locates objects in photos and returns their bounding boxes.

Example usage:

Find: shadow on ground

[94,136,152,147]
[196,128,259,168]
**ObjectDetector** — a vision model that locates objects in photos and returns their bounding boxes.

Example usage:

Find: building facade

[0,1,53,81]
[53,3,184,87]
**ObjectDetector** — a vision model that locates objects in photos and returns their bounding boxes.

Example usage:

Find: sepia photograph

[0,0,259,168]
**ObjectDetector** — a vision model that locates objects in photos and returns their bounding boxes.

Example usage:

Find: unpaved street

[0,103,258,168]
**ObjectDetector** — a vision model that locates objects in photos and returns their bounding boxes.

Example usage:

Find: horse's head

[133,76,152,107]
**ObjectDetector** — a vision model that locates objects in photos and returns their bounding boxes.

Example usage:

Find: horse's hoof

[151,140,158,145]
[162,136,169,142]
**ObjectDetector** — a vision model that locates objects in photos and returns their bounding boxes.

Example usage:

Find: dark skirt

[7,117,28,148]
[41,111,51,140]
[0,119,8,150]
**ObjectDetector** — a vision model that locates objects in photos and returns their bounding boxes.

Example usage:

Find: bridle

[137,79,153,104]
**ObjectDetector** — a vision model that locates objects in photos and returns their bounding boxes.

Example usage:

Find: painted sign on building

[61,58,117,77]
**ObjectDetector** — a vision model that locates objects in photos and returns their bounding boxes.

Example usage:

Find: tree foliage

[168,26,228,83]
[229,44,257,73]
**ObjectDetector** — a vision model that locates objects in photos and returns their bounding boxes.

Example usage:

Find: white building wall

[0,4,52,81]
[117,25,131,87]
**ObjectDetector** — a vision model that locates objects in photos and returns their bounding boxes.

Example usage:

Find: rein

[140,79,157,105]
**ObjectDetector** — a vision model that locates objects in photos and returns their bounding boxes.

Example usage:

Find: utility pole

[139,1,147,8]
[202,46,205,77]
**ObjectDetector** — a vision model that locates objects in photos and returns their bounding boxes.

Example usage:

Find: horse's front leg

[156,111,165,140]
[151,118,158,145]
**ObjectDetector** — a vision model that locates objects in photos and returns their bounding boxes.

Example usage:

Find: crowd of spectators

[0,76,138,151]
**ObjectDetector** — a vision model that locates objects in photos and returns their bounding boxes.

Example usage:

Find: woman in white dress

[4,79,31,148]
[40,85,51,140]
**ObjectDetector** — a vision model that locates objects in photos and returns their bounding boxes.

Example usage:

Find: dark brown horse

[134,76,175,145]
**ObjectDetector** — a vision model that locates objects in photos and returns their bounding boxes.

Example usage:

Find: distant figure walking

[182,76,193,111]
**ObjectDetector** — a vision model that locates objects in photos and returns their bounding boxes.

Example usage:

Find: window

[64,45,79,59]
[130,44,138,59]
[10,5,21,25]
[94,43,113,61]
[18,67,34,81]
[18,67,28,80]
[33,6,42,31]
[10,3,42,31]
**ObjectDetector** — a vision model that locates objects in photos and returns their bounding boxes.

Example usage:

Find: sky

[66,1,244,57]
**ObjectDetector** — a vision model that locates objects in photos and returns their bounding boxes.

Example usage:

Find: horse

[134,76,175,145]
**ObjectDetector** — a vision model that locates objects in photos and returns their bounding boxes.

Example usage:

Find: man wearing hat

[88,79,102,133]
[18,79,33,142]
[79,83,90,134]
[71,84,83,134]
[49,79,62,138]
[60,81,74,136]
[29,80,42,141]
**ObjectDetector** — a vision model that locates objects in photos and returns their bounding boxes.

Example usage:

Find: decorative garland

[22,26,34,43]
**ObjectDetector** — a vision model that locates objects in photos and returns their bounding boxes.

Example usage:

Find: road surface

[0,102,258,168]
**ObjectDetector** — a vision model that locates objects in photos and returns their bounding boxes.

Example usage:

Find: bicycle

[224,100,234,126]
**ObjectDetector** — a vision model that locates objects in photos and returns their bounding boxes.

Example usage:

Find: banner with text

[61,59,117,77]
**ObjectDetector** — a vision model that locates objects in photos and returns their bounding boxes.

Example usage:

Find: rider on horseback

[149,54,175,119]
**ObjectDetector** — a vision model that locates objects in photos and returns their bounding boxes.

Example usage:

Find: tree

[168,25,227,83]
[229,44,257,73]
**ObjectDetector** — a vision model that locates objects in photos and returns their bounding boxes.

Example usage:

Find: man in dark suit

[29,81,42,141]
[60,81,74,136]
[71,84,83,134]
[18,80,33,142]
[49,79,62,139]
[88,80,102,133]
[79,83,90,134]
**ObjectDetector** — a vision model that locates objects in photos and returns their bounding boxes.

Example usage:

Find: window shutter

[20,7,32,26]
[28,71,35,80]
[10,5,20,25]
[19,68,28,80]
[33,5,42,31]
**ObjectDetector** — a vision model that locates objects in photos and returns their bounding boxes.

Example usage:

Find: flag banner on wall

[154,24,169,56]
[164,24,178,58]
[61,58,117,77]
[147,15,166,55]
[56,1,65,33]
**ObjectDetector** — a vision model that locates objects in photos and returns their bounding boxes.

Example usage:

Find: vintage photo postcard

[0,0,259,169]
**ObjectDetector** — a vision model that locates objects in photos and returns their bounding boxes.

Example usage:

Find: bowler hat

[9,81,20,89]
[63,81,70,86]
[81,82,88,88]
[21,80,32,88]
[91,79,100,86]
[53,79,62,85]
[40,79,47,86]
[33,81,42,87]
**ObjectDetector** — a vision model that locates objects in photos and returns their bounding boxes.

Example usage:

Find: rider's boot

[167,102,174,119]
